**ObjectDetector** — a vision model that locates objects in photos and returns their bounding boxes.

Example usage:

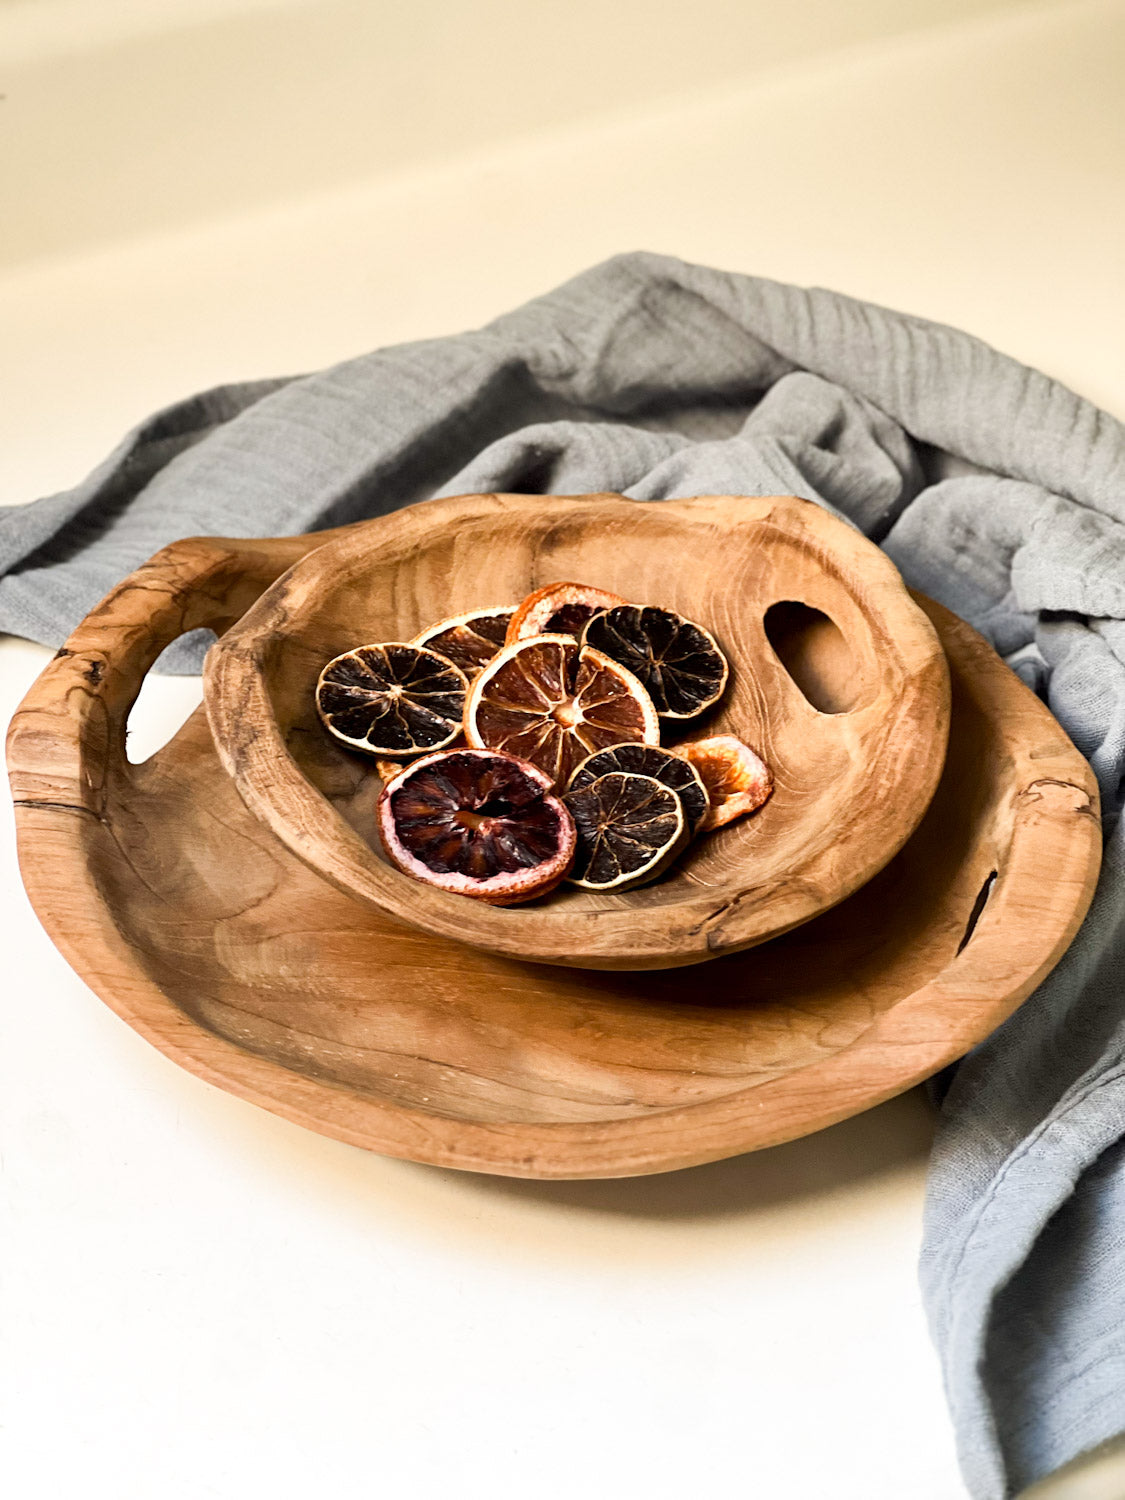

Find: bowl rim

[203,491,951,968]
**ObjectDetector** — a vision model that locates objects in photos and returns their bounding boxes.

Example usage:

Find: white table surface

[3,3,1123,1496]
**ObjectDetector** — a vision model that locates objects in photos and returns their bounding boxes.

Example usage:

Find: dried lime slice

[581,605,729,720]
[413,606,515,676]
[316,642,467,757]
[562,771,687,892]
[568,743,710,835]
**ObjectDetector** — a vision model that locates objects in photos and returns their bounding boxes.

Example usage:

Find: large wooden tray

[6,532,1102,1178]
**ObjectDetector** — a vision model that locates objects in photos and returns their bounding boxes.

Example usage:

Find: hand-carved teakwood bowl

[6,533,1100,1177]
[204,492,951,969]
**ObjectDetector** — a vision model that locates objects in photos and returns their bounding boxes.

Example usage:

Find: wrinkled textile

[3,252,1124,1497]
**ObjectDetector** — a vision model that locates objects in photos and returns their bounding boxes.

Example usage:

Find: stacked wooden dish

[6,494,1102,1178]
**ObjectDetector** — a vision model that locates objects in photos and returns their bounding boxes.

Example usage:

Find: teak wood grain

[204,492,952,969]
[6,530,1102,1178]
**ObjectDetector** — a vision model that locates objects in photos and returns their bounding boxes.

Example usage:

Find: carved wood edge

[6,528,359,811]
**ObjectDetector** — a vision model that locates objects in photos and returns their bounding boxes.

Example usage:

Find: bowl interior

[206,493,949,967]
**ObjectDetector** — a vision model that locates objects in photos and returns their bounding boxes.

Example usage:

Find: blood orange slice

[582,605,728,720]
[506,582,627,644]
[568,743,710,835]
[413,606,515,676]
[562,771,687,891]
[680,735,773,830]
[377,748,575,904]
[316,643,467,758]
[464,633,660,787]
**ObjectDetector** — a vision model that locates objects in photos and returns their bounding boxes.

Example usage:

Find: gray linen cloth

[3,252,1124,1498]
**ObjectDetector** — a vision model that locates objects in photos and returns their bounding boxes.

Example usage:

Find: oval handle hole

[125,672,205,765]
[763,601,865,714]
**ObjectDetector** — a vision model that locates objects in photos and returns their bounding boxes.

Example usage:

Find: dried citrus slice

[464,632,660,787]
[562,771,687,892]
[316,642,467,758]
[377,748,575,904]
[581,604,729,720]
[568,743,710,836]
[413,606,515,676]
[680,735,773,830]
[506,582,627,644]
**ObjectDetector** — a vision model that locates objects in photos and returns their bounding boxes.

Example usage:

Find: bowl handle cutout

[763,600,868,715]
[6,527,364,814]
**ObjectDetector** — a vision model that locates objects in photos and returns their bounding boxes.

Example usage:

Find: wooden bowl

[6,534,1100,1178]
[204,493,951,969]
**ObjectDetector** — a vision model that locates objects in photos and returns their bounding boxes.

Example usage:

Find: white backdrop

[3,2,1123,1496]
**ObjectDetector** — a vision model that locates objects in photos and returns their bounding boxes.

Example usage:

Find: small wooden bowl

[204,493,951,970]
[6,533,1100,1177]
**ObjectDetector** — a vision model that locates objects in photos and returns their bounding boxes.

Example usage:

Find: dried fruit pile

[316,581,773,904]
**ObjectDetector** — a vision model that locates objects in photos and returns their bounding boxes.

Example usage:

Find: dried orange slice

[562,772,687,891]
[506,582,627,644]
[465,633,660,787]
[316,643,467,758]
[413,606,515,676]
[377,748,575,904]
[582,605,729,720]
[680,735,773,830]
[568,743,710,835]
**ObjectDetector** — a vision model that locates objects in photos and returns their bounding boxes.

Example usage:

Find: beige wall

[3,0,1041,267]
